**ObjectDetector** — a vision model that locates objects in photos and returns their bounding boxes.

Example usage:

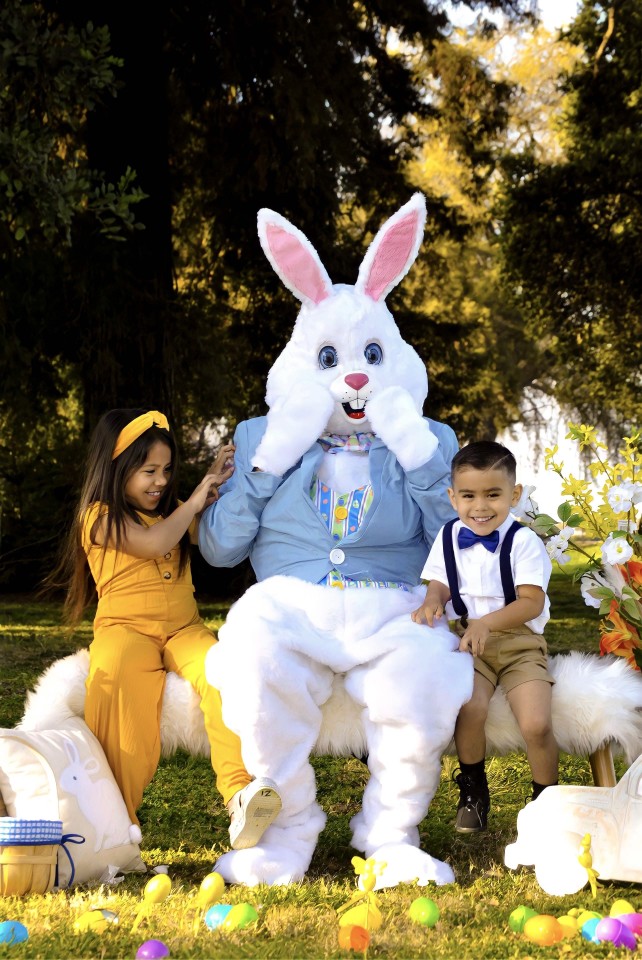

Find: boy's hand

[411,601,444,626]
[458,619,490,656]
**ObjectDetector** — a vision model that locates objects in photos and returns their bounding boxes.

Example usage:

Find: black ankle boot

[453,769,490,833]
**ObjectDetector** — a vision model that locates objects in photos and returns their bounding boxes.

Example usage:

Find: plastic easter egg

[198,872,225,907]
[508,905,538,933]
[610,899,636,917]
[338,903,383,931]
[73,909,119,934]
[619,913,642,936]
[338,925,370,951]
[576,909,602,926]
[204,904,233,929]
[556,915,579,938]
[135,939,170,959]
[523,914,564,946]
[580,917,601,943]
[221,902,259,930]
[143,873,172,903]
[408,896,440,928]
[595,918,637,950]
[0,921,28,945]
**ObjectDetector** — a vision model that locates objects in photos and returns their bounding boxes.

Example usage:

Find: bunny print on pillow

[199,194,473,890]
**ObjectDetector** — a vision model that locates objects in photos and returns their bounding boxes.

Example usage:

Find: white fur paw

[213,844,310,887]
[366,387,437,471]
[366,842,455,889]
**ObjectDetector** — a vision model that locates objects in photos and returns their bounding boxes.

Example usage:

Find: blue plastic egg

[204,903,233,929]
[0,921,29,945]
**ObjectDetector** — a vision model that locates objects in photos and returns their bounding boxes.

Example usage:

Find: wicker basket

[0,819,62,896]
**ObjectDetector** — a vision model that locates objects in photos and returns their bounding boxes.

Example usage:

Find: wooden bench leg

[589,743,616,787]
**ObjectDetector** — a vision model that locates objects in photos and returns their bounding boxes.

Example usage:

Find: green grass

[0,581,639,959]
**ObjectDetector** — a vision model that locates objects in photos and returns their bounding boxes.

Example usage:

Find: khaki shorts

[454,624,553,694]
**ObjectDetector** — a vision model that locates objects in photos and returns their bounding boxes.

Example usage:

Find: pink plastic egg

[619,913,642,936]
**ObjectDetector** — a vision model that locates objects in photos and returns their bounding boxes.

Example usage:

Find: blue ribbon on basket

[55,834,85,888]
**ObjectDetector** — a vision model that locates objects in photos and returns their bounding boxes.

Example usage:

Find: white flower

[580,573,604,609]
[607,481,642,513]
[546,533,571,565]
[512,484,539,522]
[557,526,574,542]
[601,534,634,565]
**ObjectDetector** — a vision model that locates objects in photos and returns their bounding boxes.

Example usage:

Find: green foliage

[0,1,146,249]
[499,0,642,431]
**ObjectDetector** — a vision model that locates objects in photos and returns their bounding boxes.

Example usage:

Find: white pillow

[0,717,145,887]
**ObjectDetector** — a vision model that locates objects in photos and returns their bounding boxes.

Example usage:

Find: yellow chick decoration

[337,857,386,931]
[577,833,601,899]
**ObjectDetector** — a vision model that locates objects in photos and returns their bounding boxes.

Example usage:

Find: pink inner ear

[363,212,419,301]
[266,224,329,304]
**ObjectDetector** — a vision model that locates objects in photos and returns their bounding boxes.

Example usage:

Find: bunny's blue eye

[318,346,338,369]
[364,342,383,365]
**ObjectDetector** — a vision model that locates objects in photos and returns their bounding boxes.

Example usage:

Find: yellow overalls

[82,503,249,823]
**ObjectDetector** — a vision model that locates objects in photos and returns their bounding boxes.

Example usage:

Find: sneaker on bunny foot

[227,778,282,850]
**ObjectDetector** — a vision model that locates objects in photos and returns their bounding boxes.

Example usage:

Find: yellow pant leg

[85,624,165,824]
[163,622,250,805]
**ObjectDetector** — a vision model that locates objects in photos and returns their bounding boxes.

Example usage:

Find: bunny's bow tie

[457,527,500,553]
[320,433,374,453]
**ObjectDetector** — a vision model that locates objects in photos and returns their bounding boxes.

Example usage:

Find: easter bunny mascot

[199,194,473,889]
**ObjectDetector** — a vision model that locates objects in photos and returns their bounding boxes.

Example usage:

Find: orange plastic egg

[338,925,370,951]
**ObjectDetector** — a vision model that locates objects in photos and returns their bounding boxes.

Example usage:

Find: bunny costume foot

[200,194,472,887]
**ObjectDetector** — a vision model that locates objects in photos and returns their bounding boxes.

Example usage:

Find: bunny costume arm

[199,415,458,581]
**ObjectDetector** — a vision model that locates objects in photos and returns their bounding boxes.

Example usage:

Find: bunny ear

[258,209,333,306]
[64,739,80,763]
[355,193,427,302]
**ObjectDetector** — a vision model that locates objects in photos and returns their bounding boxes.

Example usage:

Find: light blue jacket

[198,416,458,587]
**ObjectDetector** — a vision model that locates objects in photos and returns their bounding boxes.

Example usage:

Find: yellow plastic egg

[610,899,636,917]
[523,914,564,946]
[338,903,382,931]
[557,915,579,938]
[73,909,119,934]
[197,872,225,908]
[143,874,172,904]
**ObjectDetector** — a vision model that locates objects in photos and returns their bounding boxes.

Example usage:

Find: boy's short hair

[451,441,517,484]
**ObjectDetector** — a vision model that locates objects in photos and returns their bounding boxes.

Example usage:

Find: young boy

[412,440,558,832]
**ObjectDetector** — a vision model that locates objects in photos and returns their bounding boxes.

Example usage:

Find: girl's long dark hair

[49,408,190,624]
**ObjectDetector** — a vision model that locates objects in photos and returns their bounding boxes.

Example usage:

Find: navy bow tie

[457,526,500,553]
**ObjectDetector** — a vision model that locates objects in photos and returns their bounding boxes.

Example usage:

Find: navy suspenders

[441,519,523,626]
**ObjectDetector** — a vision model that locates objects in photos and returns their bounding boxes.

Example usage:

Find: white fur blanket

[19,649,642,765]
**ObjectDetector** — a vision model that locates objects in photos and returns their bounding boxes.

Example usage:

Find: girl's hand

[188,472,222,514]
[207,443,236,490]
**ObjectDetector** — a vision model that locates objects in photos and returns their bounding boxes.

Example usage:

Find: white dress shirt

[421,515,552,634]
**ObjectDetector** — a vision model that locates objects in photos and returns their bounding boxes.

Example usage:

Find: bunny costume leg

[206,576,473,887]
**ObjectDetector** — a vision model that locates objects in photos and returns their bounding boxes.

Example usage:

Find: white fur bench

[19,649,642,788]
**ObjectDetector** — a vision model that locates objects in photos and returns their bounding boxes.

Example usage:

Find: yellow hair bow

[112,410,170,460]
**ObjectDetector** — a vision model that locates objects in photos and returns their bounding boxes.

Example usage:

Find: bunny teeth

[343,399,367,420]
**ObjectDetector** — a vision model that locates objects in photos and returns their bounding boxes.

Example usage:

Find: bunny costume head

[200,195,471,891]
[259,194,428,437]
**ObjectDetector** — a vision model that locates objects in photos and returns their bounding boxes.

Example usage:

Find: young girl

[53,408,281,849]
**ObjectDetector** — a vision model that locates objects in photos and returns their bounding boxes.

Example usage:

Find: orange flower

[600,600,641,669]
[621,559,642,589]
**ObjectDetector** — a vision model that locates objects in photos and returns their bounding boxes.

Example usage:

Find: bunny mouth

[342,399,367,420]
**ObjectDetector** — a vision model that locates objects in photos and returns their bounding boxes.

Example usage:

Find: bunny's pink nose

[344,373,369,391]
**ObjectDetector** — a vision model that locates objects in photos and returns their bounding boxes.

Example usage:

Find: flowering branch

[526,424,642,671]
